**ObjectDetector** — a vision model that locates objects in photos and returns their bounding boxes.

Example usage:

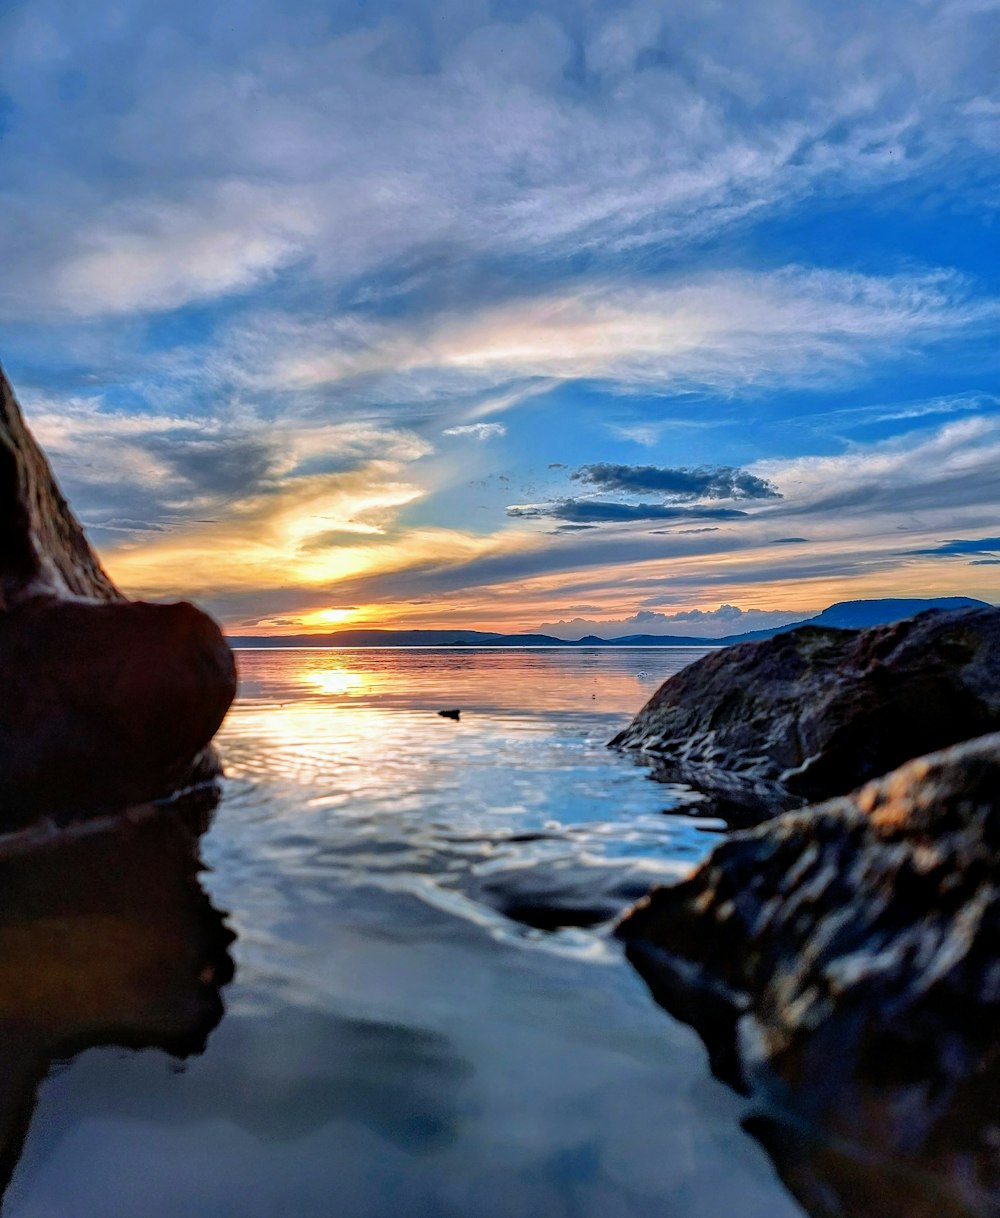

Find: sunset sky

[1,0,998,636]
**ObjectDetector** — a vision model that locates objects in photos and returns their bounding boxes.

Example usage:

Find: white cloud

[538,604,810,640]
[246,267,995,404]
[0,0,996,319]
[442,422,507,439]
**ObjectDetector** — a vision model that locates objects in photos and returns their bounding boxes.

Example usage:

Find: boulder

[0,363,236,829]
[617,733,1000,1218]
[610,606,1000,817]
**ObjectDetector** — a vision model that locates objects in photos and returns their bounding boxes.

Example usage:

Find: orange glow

[299,608,356,627]
[306,668,365,696]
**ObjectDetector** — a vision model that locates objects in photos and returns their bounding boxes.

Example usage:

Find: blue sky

[1,0,997,635]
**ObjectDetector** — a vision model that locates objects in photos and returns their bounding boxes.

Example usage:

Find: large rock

[617,733,1000,1218]
[610,606,1000,817]
[0,363,236,829]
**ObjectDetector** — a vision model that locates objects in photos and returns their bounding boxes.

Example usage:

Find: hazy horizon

[2,0,998,634]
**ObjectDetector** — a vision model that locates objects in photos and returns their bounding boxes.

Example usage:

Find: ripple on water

[5,649,804,1218]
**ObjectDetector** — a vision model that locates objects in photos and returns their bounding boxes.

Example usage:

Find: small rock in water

[437,708,461,721]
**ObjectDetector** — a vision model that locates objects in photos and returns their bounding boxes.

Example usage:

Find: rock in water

[0,364,236,829]
[617,733,1000,1218]
[610,606,1000,816]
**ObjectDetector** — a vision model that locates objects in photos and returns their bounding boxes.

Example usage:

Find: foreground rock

[611,606,1000,817]
[0,364,236,829]
[617,733,1000,1218]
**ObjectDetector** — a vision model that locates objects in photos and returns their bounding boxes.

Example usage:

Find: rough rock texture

[0,363,236,828]
[0,367,120,608]
[610,607,1000,816]
[617,733,1000,1218]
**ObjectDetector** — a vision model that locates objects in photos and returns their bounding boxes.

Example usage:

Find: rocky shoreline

[613,612,1000,1217]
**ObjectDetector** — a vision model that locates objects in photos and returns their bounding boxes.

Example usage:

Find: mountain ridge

[227,597,992,648]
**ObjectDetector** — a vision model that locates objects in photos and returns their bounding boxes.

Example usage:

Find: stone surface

[0,367,120,608]
[617,733,1000,1218]
[610,606,1000,816]
[0,363,236,828]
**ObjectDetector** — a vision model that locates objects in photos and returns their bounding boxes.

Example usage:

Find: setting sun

[298,608,356,627]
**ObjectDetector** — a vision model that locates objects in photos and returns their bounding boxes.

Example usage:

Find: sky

[1,0,998,638]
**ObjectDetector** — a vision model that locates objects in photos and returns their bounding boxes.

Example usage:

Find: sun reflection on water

[306,668,365,697]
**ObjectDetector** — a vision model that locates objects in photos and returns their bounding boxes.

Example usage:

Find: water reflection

[5,648,808,1218]
[235,644,709,715]
[0,794,234,1200]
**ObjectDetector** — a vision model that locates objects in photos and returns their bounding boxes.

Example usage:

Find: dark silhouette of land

[228,596,990,648]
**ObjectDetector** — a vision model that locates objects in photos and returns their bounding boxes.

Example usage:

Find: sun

[299,607,356,627]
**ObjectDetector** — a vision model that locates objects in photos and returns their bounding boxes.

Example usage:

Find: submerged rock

[610,606,1000,816]
[617,733,1000,1217]
[0,364,236,829]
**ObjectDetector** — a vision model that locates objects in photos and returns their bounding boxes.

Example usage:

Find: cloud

[508,462,775,527]
[750,417,1000,523]
[442,422,507,439]
[538,603,812,640]
[1,0,995,322]
[507,500,749,523]
[22,392,432,547]
[905,536,1000,557]
[571,462,780,500]
[252,268,995,410]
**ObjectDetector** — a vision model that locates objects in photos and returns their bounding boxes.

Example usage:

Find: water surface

[5,648,804,1217]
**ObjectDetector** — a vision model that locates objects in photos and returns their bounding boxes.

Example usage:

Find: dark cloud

[771,536,810,544]
[510,500,749,524]
[571,463,781,501]
[905,536,1000,557]
[144,433,282,500]
[970,559,1000,566]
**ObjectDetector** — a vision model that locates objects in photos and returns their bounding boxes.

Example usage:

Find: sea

[3,647,805,1218]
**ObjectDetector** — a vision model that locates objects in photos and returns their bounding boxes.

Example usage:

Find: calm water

[4,648,804,1218]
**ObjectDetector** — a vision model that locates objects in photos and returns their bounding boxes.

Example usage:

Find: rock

[610,606,1000,817]
[617,733,1000,1218]
[0,363,236,829]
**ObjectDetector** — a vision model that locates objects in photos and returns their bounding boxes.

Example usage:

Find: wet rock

[610,606,1000,816]
[617,733,1000,1217]
[0,364,236,828]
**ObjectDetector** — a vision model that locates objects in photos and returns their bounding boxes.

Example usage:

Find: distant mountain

[227,628,570,648]
[227,597,993,649]
[799,597,989,630]
[711,596,991,645]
